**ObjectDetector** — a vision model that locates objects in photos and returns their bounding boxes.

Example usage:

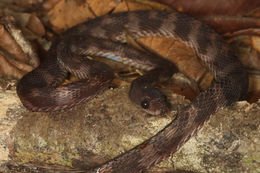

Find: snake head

[129,84,169,115]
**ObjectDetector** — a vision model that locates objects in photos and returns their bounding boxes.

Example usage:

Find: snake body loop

[17,10,248,172]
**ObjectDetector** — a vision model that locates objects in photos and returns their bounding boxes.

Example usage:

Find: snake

[16,10,248,172]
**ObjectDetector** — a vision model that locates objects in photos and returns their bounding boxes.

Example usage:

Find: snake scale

[17,10,248,172]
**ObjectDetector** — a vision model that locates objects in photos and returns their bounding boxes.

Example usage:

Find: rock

[0,83,259,173]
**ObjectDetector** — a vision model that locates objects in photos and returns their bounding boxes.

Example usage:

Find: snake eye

[141,99,150,109]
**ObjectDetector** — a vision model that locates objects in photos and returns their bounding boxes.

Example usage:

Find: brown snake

[17,10,248,172]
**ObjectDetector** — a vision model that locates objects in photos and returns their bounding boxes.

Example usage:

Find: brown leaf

[157,0,260,35]
[139,37,212,90]
[201,15,260,34]
[1,16,40,68]
[0,52,25,79]
[0,15,40,79]
[26,13,46,37]
[47,0,116,33]
[229,36,260,101]
[42,0,61,10]
[247,73,260,103]
[157,0,260,16]
[251,36,260,53]
[0,24,28,63]
[47,0,171,33]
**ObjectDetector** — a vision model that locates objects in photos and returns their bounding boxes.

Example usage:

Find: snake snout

[140,88,169,116]
[147,97,169,116]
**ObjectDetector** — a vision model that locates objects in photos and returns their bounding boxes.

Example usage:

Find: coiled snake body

[17,10,248,172]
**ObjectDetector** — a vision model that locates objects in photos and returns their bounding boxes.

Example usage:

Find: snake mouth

[149,103,169,115]
[142,96,169,116]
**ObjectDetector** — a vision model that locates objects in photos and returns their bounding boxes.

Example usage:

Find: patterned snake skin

[17,10,248,172]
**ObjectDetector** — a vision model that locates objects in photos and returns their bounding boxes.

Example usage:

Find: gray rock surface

[0,83,259,172]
